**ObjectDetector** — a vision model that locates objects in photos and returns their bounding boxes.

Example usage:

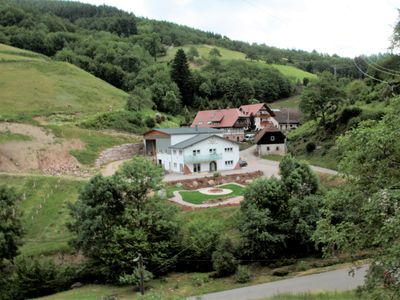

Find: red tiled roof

[254,124,283,144]
[273,108,300,124]
[191,108,246,128]
[239,103,275,116]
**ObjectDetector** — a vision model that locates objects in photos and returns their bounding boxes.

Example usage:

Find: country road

[190,265,368,300]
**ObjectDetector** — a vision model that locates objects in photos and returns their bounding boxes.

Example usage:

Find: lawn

[48,125,140,165]
[0,43,127,121]
[0,131,31,143]
[178,183,244,204]
[267,291,362,300]
[0,174,85,256]
[270,94,302,109]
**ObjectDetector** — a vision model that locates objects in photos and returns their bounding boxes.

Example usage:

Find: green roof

[152,127,223,135]
[170,134,237,149]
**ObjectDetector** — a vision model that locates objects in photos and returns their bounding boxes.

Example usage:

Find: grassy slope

[0,43,127,120]
[0,174,85,256]
[270,95,302,109]
[162,44,316,81]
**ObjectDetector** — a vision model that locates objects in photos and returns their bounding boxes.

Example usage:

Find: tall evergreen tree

[170,49,193,106]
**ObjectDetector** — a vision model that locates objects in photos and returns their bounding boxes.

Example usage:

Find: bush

[212,238,238,277]
[339,107,362,124]
[296,260,311,272]
[14,257,76,299]
[145,117,156,128]
[234,266,251,283]
[119,267,153,288]
[305,142,316,153]
[190,274,209,287]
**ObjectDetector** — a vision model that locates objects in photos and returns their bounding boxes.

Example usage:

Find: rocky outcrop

[95,143,143,167]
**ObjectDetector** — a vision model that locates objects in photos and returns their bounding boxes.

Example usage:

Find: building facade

[270,108,300,132]
[254,125,287,156]
[143,128,240,174]
[239,103,276,130]
[191,108,249,142]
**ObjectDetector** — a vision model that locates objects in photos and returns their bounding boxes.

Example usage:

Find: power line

[353,58,390,84]
[362,56,400,76]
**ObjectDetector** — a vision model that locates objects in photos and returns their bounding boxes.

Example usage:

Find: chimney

[195,125,198,131]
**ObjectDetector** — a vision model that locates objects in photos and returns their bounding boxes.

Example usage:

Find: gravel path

[190,265,368,300]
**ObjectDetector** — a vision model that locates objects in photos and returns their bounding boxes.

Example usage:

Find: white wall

[257,143,286,156]
[183,137,239,173]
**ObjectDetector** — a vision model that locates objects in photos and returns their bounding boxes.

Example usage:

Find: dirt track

[0,122,84,175]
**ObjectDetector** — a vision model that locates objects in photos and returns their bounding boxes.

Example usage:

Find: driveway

[190,265,367,300]
[164,145,337,182]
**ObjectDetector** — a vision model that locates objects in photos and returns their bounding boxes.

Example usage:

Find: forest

[0,0,380,117]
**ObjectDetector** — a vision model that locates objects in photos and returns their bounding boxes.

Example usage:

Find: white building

[143,128,240,174]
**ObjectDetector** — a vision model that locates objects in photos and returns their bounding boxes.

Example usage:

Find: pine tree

[170,49,193,107]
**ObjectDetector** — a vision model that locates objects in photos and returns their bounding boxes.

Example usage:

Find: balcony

[184,153,222,163]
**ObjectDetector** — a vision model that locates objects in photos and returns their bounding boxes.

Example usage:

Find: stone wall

[95,143,144,167]
[167,171,263,190]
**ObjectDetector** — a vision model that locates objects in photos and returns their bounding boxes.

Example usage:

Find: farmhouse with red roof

[191,108,249,142]
[239,103,276,130]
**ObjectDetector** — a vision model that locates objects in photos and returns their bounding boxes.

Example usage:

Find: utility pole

[133,253,145,295]
[333,65,337,77]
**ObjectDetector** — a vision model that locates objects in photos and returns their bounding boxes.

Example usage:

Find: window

[179,150,183,155]
[225,160,234,166]
[267,147,270,151]
[224,147,233,152]
[276,146,279,151]
[270,136,275,141]
[193,149,200,156]
[173,150,176,155]
[174,163,177,168]
[193,163,201,172]
[209,148,216,154]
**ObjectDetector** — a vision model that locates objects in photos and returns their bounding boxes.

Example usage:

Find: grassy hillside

[162,44,316,81]
[0,174,85,256]
[0,43,128,120]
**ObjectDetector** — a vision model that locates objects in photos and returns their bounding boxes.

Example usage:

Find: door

[209,161,217,172]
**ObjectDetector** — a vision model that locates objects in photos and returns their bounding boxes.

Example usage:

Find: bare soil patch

[0,122,86,176]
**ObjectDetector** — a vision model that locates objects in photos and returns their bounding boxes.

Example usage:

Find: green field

[0,174,85,256]
[0,43,127,120]
[178,183,244,204]
[162,44,316,81]
[270,95,302,109]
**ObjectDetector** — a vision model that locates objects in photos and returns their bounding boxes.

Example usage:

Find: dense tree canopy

[68,157,181,282]
[239,156,321,260]
[300,71,345,125]
[0,186,23,263]
[314,98,400,298]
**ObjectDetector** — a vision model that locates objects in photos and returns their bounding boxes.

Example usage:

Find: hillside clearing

[0,43,127,120]
[162,44,316,81]
[0,174,85,256]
